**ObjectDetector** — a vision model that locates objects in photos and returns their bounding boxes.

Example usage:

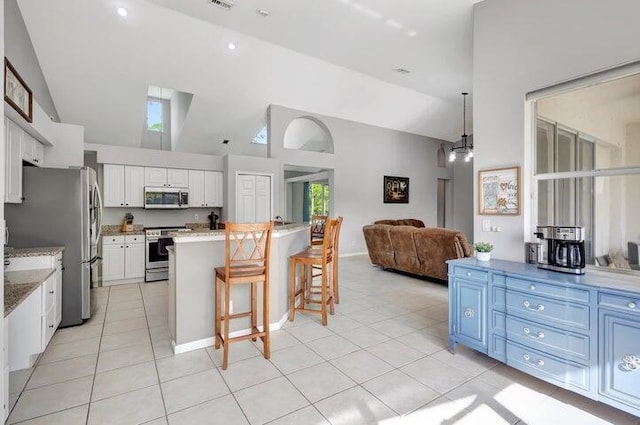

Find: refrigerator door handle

[95,186,103,242]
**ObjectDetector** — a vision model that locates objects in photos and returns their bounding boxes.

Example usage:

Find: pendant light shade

[449,92,473,162]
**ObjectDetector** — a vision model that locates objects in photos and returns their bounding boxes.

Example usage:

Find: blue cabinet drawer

[506,277,589,304]
[506,340,590,392]
[599,293,640,313]
[453,266,488,282]
[506,290,590,331]
[504,314,590,363]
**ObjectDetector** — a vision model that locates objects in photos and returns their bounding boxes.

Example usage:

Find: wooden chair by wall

[214,221,273,370]
[309,215,328,246]
[289,217,338,325]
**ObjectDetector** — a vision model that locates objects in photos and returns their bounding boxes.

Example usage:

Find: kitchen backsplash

[102,207,221,228]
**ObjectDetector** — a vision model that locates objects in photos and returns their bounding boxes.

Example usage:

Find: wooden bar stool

[310,216,343,303]
[214,221,273,370]
[289,217,338,325]
[310,215,328,246]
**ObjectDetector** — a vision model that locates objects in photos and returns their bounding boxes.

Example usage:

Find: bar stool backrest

[321,218,339,264]
[310,215,328,246]
[223,221,274,279]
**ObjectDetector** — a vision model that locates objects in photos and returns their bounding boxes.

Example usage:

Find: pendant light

[449,92,473,162]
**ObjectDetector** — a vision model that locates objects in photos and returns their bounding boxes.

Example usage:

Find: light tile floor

[6,255,640,425]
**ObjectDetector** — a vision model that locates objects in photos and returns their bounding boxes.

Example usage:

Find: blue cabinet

[448,258,640,418]
[449,266,487,354]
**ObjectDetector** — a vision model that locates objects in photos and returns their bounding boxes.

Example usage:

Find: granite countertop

[6,246,65,258]
[101,224,145,237]
[4,268,55,317]
[170,223,309,240]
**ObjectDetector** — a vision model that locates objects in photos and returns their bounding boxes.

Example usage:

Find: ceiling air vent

[210,0,235,10]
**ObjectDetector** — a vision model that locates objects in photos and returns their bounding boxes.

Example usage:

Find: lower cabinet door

[599,309,640,410]
[455,278,487,351]
[125,242,146,279]
[102,243,125,281]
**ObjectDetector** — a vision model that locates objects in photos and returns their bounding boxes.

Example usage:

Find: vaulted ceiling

[18,0,476,156]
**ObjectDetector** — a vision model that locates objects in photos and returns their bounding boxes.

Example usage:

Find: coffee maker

[533,226,585,274]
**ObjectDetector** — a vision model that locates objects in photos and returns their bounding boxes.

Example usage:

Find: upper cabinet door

[145,167,167,187]
[5,118,23,204]
[103,164,125,207]
[124,166,145,207]
[189,170,205,207]
[167,169,189,188]
[204,171,223,207]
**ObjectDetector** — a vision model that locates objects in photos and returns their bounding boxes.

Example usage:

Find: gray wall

[269,104,472,254]
[473,0,640,260]
[4,0,59,121]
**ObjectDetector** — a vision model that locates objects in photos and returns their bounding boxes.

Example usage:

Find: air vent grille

[210,0,235,10]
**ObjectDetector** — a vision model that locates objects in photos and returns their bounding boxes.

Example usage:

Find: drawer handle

[529,284,536,290]
[628,302,637,309]
[622,354,639,372]
[522,354,544,367]
[49,290,54,295]
[467,272,472,276]
[523,327,544,339]
[464,308,474,318]
[48,325,54,329]
[523,301,544,312]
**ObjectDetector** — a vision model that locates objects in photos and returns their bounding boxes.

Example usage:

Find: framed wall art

[478,166,520,215]
[383,175,409,204]
[4,58,33,123]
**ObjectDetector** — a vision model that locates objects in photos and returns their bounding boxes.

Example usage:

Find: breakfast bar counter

[167,224,309,353]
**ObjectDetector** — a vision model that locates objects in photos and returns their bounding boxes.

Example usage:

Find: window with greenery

[147,99,164,132]
[309,182,330,216]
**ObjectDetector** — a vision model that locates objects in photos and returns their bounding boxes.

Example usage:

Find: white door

[167,169,189,188]
[125,243,146,279]
[124,166,145,207]
[103,164,125,207]
[5,119,23,204]
[189,170,205,207]
[255,175,271,222]
[204,171,223,207]
[145,167,167,187]
[236,174,271,223]
[102,244,125,281]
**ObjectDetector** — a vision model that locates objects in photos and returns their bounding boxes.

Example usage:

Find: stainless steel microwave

[144,187,189,209]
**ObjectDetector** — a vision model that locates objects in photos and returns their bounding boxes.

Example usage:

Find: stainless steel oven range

[145,226,191,282]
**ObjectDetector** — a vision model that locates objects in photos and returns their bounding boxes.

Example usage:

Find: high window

[147,99,165,132]
[309,182,330,216]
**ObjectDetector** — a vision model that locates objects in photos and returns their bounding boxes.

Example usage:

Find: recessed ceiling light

[393,68,411,74]
[256,8,270,17]
[227,42,236,50]
[116,7,128,17]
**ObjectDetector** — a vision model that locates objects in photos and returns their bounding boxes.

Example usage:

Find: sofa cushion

[363,224,395,268]
[374,219,425,228]
[413,228,472,280]
[388,226,419,272]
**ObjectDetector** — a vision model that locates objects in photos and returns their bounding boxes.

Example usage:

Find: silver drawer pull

[464,308,474,318]
[622,354,639,372]
[628,302,637,309]
[522,354,544,367]
[467,272,472,276]
[523,300,545,312]
[523,327,544,339]
[529,284,536,290]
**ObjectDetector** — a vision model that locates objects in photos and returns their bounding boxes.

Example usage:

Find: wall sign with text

[478,166,520,215]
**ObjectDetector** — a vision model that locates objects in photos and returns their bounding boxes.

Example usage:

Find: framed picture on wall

[383,176,409,204]
[4,58,33,123]
[478,166,520,215]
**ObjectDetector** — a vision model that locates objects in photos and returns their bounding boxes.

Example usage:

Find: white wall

[269,104,467,254]
[626,123,640,244]
[473,0,640,261]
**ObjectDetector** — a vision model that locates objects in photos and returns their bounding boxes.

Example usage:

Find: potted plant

[474,242,494,261]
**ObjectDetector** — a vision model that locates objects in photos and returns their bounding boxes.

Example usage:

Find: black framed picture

[4,58,33,123]
[383,176,409,204]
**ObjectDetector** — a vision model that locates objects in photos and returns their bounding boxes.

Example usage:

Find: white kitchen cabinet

[189,170,223,208]
[124,166,145,207]
[104,165,144,207]
[21,132,44,166]
[4,118,23,204]
[145,167,189,188]
[102,235,145,285]
[204,171,223,207]
[7,288,41,371]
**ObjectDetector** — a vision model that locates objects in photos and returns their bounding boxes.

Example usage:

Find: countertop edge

[172,224,310,243]
[6,246,65,258]
[4,268,56,317]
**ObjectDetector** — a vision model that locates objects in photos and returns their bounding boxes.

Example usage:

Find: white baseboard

[171,311,290,355]
[340,251,368,258]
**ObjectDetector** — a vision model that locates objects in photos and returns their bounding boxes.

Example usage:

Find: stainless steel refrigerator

[5,167,103,327]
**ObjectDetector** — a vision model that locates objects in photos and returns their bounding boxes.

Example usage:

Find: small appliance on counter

[208,211,219,230]
[121,213,134,232]
[533,225,586,274]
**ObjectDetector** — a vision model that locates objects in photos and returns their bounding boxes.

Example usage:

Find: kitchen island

[167,224,309,354]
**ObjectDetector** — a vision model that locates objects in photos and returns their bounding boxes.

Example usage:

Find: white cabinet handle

[467,272,471,276]
[529,284,536,290]
[464,308,474,318]
[622,354,639,372]
[522,354,544,367]
[523,327,544,339]
[523,300,544,312]
[628,302,637,309]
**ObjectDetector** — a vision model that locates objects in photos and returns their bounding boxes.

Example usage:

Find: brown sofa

[363,220,472,281]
